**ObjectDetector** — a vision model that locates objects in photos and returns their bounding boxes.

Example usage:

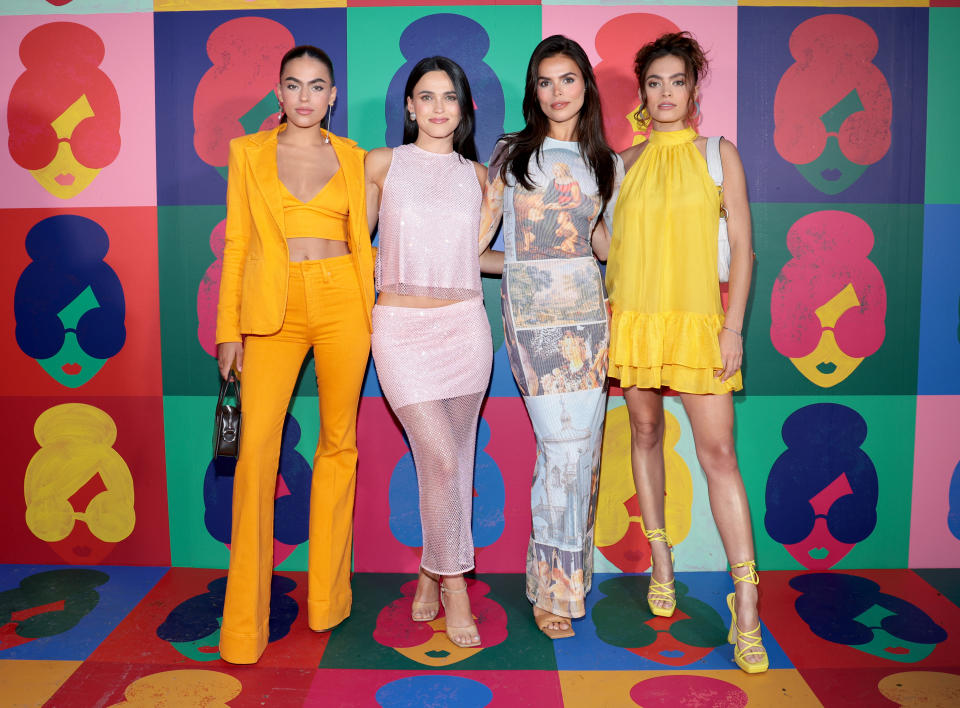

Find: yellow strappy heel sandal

[644,527,676,618]
[727,560,769,674]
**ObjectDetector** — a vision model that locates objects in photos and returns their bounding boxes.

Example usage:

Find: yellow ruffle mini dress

[607,127,742,394]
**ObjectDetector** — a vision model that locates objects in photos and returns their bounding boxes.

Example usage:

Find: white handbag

[706,136,731,283]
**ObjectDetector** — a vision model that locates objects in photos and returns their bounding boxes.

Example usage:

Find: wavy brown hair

[633,31,708,128]
[498,35,616,233]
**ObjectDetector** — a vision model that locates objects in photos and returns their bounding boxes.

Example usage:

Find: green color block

[319,573,557,670]
[735,395,915,571]
[926,9,960,204]
[346,5,540,154]
[158,206,320,398]
[744,203,923,395]
[164,394,320,570]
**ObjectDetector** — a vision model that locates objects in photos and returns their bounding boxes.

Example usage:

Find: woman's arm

[474,160,504,274]
[716,138,753,382]
[480,247,504,275]
[592,153,625,262]
[364,147,392,235]
[216,138,253,379]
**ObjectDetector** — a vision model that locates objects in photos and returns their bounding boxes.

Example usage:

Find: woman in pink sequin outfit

[365,57,495,648]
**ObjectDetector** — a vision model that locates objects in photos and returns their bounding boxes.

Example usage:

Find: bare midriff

[377,293,460,309]
[288,237,350,261]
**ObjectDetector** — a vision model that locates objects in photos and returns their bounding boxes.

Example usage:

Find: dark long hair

[402,56,478,161]
[498,35,616,230]
[277,45,335,129]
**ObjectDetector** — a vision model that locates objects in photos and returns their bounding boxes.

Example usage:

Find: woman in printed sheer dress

[478,35,622,639]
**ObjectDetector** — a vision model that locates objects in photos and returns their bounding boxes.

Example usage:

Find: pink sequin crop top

[376,144,482,301]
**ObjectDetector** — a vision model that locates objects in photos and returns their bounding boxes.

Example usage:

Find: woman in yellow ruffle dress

[606,32,768,675]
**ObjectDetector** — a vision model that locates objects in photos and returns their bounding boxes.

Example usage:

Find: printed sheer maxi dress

[489,138,622,618]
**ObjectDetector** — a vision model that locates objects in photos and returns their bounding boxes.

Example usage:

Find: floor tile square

[558,669,822,706]
[307,669,564,707]
[87,567,329,668]
[554,572,790,671]
[44,661,317,707]
[800,666,960,707]
[0,564,167,660]
[760,570,960,669]
[319,573,557,671]
[0,659,82,707]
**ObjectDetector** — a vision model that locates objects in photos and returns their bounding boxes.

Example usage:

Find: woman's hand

[716,327,742,382]
[218,341,243,381]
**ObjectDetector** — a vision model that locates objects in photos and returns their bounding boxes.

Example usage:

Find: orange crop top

[281,169,349,240]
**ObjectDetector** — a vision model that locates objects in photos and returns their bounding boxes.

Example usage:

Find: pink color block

[542,5,738,151]
[0,14,156,208]
[909,396,960,568]
[354,397,535,573]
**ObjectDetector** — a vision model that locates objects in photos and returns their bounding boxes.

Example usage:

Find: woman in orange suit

[215,45,373,665]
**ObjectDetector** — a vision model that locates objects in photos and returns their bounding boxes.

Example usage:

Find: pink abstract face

[592,13,681,151]
[8,23,121,198]
[774,14,892,195]
[770,211,886,387]
[192,17,292,178]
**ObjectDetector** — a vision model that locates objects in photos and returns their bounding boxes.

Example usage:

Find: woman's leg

[395,392,484,645]
[219,333,309,664]
[622,387,673,611]
[305,259,370,631]
[678,392,763,664]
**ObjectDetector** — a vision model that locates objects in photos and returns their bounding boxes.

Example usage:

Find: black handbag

[213,377,242,458]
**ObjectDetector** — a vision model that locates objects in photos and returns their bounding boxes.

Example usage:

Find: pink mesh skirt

[371,296,493,575]
[372,296,493,410]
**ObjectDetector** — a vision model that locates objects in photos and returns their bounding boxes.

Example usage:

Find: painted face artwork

[389,419,504,552]
[8,22,121,199]
[204,414,311,567]
[593,13,681,151]
[15,215,126,388]
[791,573,947,663]
[770,211,886,387]
[0,569,109,651]
[630,675,748,708]
[774,14,892,195]
[877,671,960,706]
[593,577,727,666]
[385,13,504,160]
[375,676,493,708]
[595,406,693,573]
[765,403,878,570]
[192,17,292,180]
[24,404,135,565]
[373,580,507,667]
[156,576,297,661]
[112,671,242,707]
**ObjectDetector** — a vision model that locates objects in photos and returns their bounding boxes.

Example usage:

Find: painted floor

[1,567,959,707]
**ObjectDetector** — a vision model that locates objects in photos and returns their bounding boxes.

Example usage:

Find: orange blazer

[215,125,374,344]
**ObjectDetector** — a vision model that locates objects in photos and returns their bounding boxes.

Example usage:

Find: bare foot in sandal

[440,576,480,647]
[534,606,575,639]
[411,568,440,622]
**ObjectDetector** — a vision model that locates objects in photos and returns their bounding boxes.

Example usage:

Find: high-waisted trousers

[219,255,370,664]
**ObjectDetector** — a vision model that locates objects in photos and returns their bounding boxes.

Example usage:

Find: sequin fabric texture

[371,144,493,575]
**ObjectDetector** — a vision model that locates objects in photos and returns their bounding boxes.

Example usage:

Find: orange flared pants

[219,256,370,664]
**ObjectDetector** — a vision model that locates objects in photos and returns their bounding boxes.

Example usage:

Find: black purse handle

[217,376,241,408]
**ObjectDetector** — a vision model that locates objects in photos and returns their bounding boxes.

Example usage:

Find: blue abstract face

[14,215,125,388]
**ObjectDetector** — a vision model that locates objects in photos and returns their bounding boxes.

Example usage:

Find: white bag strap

[706,135,723,187]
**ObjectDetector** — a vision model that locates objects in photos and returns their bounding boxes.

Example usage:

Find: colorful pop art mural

[0,1,958,703]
